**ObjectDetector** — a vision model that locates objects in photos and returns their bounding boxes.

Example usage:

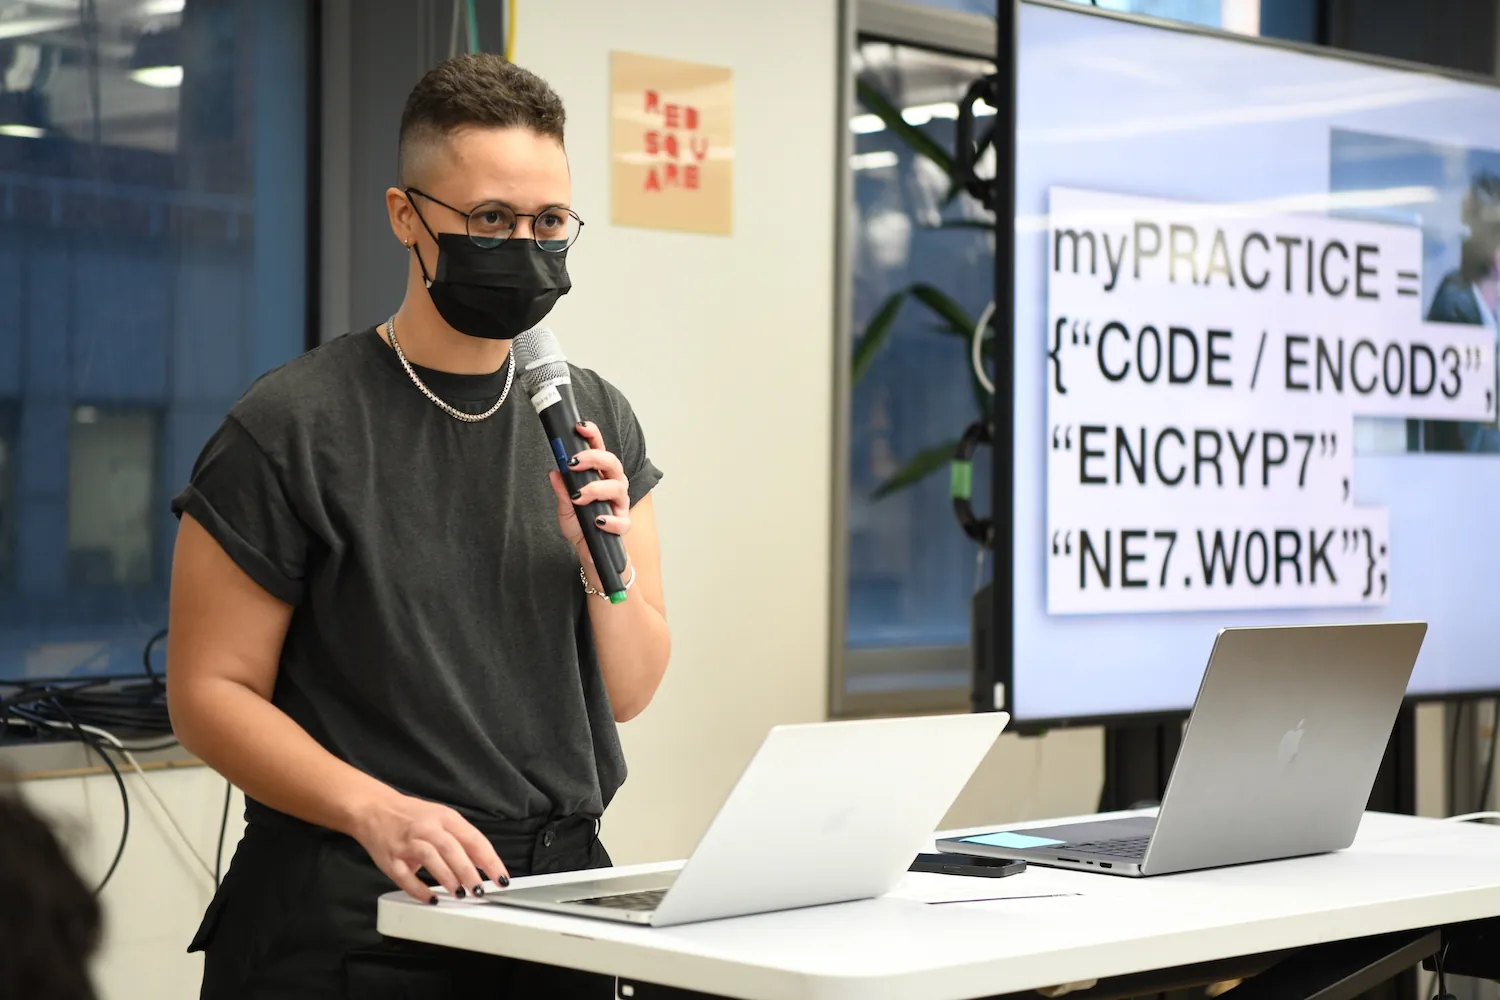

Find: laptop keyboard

[1061,836,1151,860]
[564,888,669,911]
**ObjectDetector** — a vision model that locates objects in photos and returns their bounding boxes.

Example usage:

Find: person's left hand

[547,420,632,559]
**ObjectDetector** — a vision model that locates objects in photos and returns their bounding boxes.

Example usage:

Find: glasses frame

[405,187,584,252]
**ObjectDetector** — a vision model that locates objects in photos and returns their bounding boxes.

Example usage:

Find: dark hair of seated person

[0,771,101,1000]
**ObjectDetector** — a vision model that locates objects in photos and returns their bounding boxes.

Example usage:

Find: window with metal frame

[834,2,998,716]
[0,0,313,683]
[0,403,14,593]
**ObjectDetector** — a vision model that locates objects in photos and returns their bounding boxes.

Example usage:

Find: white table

[376,812,1500,1000]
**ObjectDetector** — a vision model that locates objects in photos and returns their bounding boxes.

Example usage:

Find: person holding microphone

[167,54,669,999]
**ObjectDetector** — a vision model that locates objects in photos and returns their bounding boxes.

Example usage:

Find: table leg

[985,930,1441,1000]
[1208,929,1440,1000]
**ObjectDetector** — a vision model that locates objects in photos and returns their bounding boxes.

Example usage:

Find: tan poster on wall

[610,51,733,235]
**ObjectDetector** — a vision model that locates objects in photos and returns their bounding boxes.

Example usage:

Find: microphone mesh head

[513,327,570,394]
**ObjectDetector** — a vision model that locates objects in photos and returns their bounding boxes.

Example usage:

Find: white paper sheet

[885,874,1082,905]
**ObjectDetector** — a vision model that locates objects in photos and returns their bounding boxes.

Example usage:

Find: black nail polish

[595,516,607,527]
[473,885,485,897]
[570,490,581,500]
[577,420,587,429]
[499,875,511,887]
[455,886,466,899]
[428,895,439,906]
[568,456,580,467]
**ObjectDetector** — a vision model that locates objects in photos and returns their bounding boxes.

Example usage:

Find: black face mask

[411,229,572,341]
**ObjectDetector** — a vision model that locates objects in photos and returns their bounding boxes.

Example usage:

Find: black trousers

[191,813,614,1000]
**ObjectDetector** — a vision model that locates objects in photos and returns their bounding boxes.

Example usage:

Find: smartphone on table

[910,853,1027,878]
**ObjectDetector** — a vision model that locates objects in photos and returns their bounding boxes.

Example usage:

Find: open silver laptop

[938,622,1425,877]
[488,712,1009,926]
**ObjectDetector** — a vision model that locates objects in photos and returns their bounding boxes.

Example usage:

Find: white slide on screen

[1013,4,1500,721]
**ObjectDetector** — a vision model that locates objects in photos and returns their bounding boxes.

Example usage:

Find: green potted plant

[850,77,996,500]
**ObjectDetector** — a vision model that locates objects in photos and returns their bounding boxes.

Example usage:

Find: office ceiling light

[140,0,187,14]
[129,25,181,88]
[853,99,997,136]
[0,88,46,139]
[130,64,182,87]
[850,150,899,171]
[900,102,959,126]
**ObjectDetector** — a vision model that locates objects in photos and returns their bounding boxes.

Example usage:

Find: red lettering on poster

[640,90,706,194]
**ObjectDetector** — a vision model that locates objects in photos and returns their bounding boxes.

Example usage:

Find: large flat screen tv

[1009,0,1500,725]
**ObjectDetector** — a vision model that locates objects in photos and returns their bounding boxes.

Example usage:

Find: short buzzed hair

[397,54,566,185]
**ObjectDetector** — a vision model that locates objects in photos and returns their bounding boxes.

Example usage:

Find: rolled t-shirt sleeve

[170,416,311,606]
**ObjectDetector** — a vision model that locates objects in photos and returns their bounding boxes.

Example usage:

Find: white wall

[515,0,841,863]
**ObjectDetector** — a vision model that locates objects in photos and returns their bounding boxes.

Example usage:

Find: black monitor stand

[1098,721,1183,813]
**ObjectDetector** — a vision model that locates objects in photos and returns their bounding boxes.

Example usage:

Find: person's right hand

[352,792,510,904]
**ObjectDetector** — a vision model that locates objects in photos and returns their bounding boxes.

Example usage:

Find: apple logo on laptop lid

[1277,719,1306,766]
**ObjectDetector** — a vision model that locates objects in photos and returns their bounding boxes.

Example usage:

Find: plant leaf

[851,290,907,384]
[872,438,962,500]
[908,283,976,339]
[855,77,955,178]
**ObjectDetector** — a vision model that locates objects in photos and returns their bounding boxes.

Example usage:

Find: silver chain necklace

[385,316,514,423]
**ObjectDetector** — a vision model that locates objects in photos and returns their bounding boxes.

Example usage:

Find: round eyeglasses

[406,188,584,252]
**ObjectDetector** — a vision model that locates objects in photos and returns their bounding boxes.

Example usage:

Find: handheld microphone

[513,328,631,603]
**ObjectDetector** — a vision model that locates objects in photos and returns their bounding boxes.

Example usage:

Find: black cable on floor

[4,679,173,741]
[142,628,168,688]
[214,779,232,886]
[87,742,129,895]
[0,678,110,716]
[48,700,130,895]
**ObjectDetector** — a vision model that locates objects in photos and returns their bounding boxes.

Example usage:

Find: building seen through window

[0,0,309,682]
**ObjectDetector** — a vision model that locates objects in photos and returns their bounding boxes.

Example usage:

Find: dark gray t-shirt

[171,327,661,829]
